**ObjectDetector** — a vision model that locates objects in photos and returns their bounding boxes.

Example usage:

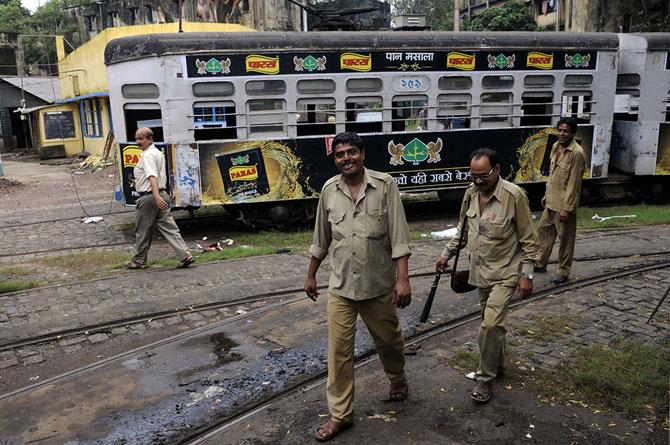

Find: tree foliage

[465,1,539,31]
[389,0,454,31]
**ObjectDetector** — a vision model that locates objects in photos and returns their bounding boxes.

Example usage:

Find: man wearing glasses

[435,148,538,403]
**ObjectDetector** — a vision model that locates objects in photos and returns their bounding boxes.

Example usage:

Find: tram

[105,31,621,224]
[611,33,670,179]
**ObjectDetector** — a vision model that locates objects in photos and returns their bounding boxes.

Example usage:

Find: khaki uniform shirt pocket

[366,208,388,240]
[328,211,347,241]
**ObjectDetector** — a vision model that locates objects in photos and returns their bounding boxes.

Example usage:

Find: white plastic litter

[465,371,477,380]
[80,216,103,224]
[592,213,636,222]
[428,228,458,239]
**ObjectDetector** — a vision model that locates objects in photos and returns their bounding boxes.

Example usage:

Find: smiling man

[436,148,538,404]
[536,117,586,284]
[304,132,412,442]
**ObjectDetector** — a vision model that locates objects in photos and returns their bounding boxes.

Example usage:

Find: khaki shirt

[544,139,586,213]
[308,168,411,300]
[442,179,538,288]
[134,144,167,193]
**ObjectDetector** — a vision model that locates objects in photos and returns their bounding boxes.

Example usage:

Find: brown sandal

[389,379,408,401]
[314,419,353,442]
[470,380,491,403]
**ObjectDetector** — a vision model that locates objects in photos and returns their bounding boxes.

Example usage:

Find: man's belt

[138,189,166,197]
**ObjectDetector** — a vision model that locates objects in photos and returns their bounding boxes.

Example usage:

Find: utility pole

[555,0,560,31]
[454,0,460,31]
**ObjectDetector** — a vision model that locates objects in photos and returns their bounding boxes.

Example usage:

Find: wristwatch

[523,272,534,280]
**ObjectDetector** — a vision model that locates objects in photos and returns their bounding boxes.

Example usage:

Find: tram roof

[104,31,619,66]
[636,33,670,50]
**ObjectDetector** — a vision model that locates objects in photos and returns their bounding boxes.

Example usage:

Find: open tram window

[521,92,553,126]
[296,98,336,136]
[437,94,471,129]
[246,99,286,135]
[665,91,670,122]
[480,93,513,128]
[124,103,163,142]
[193,101,237,140]
[391,95,427,132]
[561,92,592,123]
[345,96,383,134]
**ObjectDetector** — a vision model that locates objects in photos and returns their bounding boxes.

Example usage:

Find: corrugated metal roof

[0,76,61,103]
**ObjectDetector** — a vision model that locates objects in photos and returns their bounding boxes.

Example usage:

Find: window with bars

[81,98,103,137]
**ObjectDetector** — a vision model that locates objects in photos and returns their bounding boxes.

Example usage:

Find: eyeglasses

[469,166,496,181]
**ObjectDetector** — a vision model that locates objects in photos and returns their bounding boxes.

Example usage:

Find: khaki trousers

[537,208,577,277]
[131,191,190,265]
[477,284,515,383]
[326,292,406,423]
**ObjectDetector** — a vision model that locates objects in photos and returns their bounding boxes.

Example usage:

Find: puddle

[210,332,244,365]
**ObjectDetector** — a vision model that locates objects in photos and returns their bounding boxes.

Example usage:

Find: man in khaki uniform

[537,117,586,284]
[126,127,193,270]
[436,148,538,403]
[304,132,412,442]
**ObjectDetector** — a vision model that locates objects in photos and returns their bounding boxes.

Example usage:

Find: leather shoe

[549,274,568,284]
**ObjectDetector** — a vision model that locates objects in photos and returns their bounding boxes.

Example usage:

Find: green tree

[0,0,31,33]
[465,1,539,31]
[389,0,454,31]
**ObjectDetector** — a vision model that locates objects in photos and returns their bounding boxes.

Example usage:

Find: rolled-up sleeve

[387,180,411,260]
[308,191,331,260]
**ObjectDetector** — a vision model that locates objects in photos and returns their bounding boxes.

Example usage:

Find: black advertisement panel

[185,50,597,78]
[195,126,594,206]
[118,144,171,205]
[43,111,76,140]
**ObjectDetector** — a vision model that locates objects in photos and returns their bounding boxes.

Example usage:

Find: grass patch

[0,266,32,278]
[576,204,670,230]
[42,251,129,270]
[149,246,278,267]
[516,313,582,342]
[535,341,670,416]
[228,229,313,250]
[0,280,39,294]
[447,350,479,371]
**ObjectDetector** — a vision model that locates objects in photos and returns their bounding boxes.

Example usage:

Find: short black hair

[557,117,578,134]
[470,147,499,167]
[331,132,364,153]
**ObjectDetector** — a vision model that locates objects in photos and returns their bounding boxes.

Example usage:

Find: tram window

[193,101,237,140]
[437,94,471,129]
[296,98,336,136]
[246,99,286,134]
[614,89,639,122]
[521,92,553,126]
[480,93,513,127]
[666,91,670,122]
[561,92,592,123]
[297,79,336,94]
[245,80,286,96]
[391,95,427,132]
[345,96,383,133]
[438,76,472,90]
[616,74,641,88]
[122,83,159,99]
[193,82,235,97]
[346,78,383,93]
[123,103,163,142]
[564,74,593,87]
[524,75,555,88]
[482,75,514,89]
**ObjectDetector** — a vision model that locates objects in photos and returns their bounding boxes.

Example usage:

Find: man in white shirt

[126,127,194,269]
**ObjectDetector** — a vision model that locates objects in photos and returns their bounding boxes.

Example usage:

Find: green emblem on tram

[402,138,429,165]
[564,53,590,68]
[388,138,443,166]
[487,53,516,69]
[205,58,223,74]
[303,55,318,71]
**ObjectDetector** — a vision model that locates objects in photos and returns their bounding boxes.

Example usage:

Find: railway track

[1,256,667,445]
[1,249,667,354]
[180,258,670,444]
